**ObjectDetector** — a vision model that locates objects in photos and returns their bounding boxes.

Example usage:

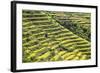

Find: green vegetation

[22,10,91,63]
[49,12,91,41]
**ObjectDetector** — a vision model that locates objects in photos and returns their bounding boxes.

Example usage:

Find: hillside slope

[22,10,91,63]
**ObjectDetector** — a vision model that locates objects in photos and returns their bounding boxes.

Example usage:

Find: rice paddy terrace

[22,10,91,63]
[49,12,91,41]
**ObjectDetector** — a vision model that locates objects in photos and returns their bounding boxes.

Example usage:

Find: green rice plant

[22,10,91,63]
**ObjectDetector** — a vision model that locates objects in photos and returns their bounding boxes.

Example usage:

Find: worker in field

[45,33,48,38]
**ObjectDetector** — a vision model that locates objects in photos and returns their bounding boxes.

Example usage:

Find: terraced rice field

[22,10,91,63]
[49,12,91,41]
